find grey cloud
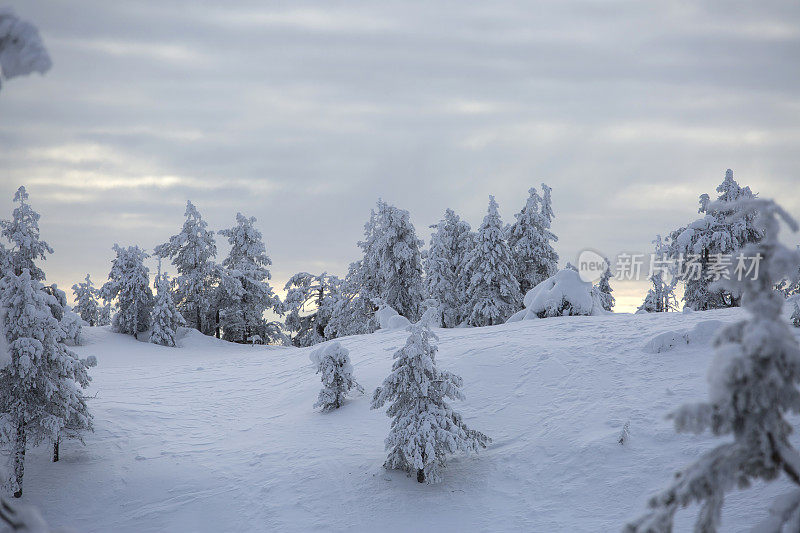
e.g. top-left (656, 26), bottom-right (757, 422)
top-left (0, 0), bottom-right (798, 312)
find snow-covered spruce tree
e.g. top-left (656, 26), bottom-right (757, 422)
top-left (0, 186), bottom-right (53, 282)
top-left (464, 196), bottom-right (521, 326)
top-left (356, 200), bottom-right (426, 321)
top-left (150, 269), bottom-right (185, 347)
top-left (371, 320), bottom-right (490, 483)
top-left (323, 267), bottom-right (379, 339)
top-left (0, 9), bottom-right (52, 92)
top-left (626, 198), bottom-right (800, 532)
top-left (284, 272), bottom-right (342, 346)
top-left (639, 235), bottom-right (678, 313)
top-left (154, 201), bottom-right (218, 334)
top-left (0, 269), bottom-right (92, 497)
top-left (71, 274), bottom-right (100, 326)
top-left (598, 258), bottom-right (615, 312)
top-left (507, 186), bottom-right (559, 296)
top-left (98, 300), bottom-right (112, 327)
top-left (424, 209), bottom-right (473, 328)
top-left (41, 283), bottom-right (82, 345)
top-left (310, 342), bottom-right (363, 411)
top-left (667, 169), bottom-right (762, 311)
top-left (216, 213), bottom-right (282, 344)
top-left (637, 271), bottom-right (679, 314)
top-left (325, 201), bottom-right (425, 337)
top-left (101, 244), bottom-right (154, 338)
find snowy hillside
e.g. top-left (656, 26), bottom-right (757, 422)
top-left (16, 308), bottom-right (800, 532)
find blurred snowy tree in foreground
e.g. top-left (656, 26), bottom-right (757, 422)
top-left (0, 9), bottom-right (51, 91)
top-left (627, 198), bottom-right (800, 532)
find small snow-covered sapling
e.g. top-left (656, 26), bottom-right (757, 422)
top-left (310, 342), bottom-right (363, 411)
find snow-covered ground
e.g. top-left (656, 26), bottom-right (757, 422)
top-left (16, 308), bottom-right (800, 532)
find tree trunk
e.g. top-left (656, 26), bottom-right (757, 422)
top-left (416, 468), bottom-right (425, 483)
top-left (53, 437), bottom-right (60, 462)
top-left (13, 421), bottom-right (26, 498)
top-left (196, 305), bottom-right (202, 333)
top-left (215, 309), bottom-right (221, 339)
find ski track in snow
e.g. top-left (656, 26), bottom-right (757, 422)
top-left (15, 307), bottom-right (800, 532)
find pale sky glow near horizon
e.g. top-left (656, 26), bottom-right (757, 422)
top-left (1, 1), bottom-right (799, 314)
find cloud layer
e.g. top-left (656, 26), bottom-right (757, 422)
top-left (1, 0), bottom-right (798, 312)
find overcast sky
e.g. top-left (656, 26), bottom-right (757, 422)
top-left (1, 1), bottom-right (799, 312)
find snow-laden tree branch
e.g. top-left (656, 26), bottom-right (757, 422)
top-left (0, 9), bottom-right (51, 91)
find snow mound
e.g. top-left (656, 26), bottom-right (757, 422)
top-left (509, 268), bottom-right (605, 321)
top-left (374, 300), bottom-right (411, 330)
top-left (644, 320), bottom-right (724, 353)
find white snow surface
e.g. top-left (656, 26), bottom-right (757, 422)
top-left (14, 308), bottom-right (800, 532)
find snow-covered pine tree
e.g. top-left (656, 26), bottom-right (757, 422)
top-left (424, 209), bottom-right (472, 328)
top-left (326, 200), bottom-right (426, 337)
top-left (0, 186), bottom-right (53, 282)
top-left (464, 196), bottom-right (521, 326)
top-left (626, 198), bottom-right (800, 532)
top-left (360, 200), bottom-right (425, 321)
top-left (0, 9), bottom-right (51, 92)
top-left (0, 269), bottom-right (92, 497)
top-left (98, 300), bottom-right (112, 327)
top-left (216, 213), bottom-right (282, 344)
top-left (71, 274), bottom-right (100, 326)
top-left (667, 169), bottom-right (762, 311)
top-left (371, 320), bottom-right (490, 483)
top-left (284, 272), bottom-right (342, 346)
top-left (101, 244), bottom-right (154, 338)
top-left (154, 201), bottom-right (218, 334)
top-left (323, 266), bottom-right (379, 339)
top-left (540, 182), bottom-right (556, 229)
top-left (507, 186), bottom-right (559, 295)
top-left (310, 341), bottom-right (363, 411)
top-left (150, 267), bottom-right (185, 347)
top-left (598, 258), bottom-right (615, 312)
top-left (638, 236), bottom-right (678, 313)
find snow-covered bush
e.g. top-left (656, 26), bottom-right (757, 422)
top-left (373, 299), bottom-right (411, 330)
top-left (509, 268), bottom-right (605, 321)
top-left (371, 321), bottom-right (490, 483)
top-left (310, 342), bottom-right (363, 411)
top-left (627, 198), bottom-right (800, 532)
top-left (464, 196), bottom-right (521, 326)
top-left (0, 9), bottom-right (51, 91)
